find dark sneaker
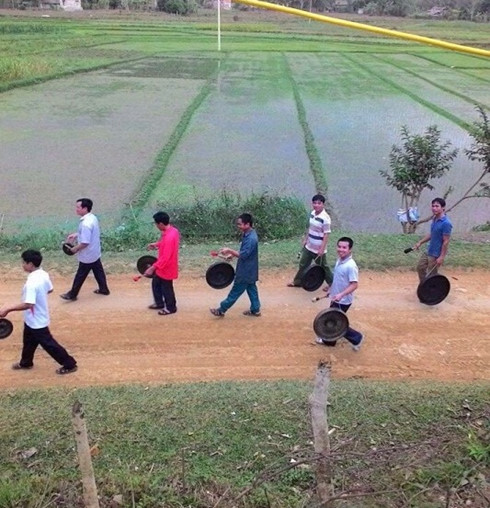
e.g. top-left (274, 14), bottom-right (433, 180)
top-left (56, 365), bottom-right (78, 375)
top-left (210, 308), bottom-right (225, 317)
top-left (93, 290), bottom-right (110, 295)
top-left (12, 362), bottom-right (33, 370)
top-left (60, 293), bottom-right (77, 301)
top-left (148, 303), bottom-right (165, 310)
top-left (243, 310), bottom-right (261, 317)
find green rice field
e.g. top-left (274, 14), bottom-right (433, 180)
top-left (0, 11), bottom-right (489, 234)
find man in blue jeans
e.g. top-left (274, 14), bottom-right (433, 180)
top-left (210, 213), bottom-right (261, 318)
top-left (316, 236), bottom-right (363, 351)
top-left (414, 197), bottom-right (452, 283)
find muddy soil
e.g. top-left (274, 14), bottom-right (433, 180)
top-left (0, 269), bottom-right (488, 390)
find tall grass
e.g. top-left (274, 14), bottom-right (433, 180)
top-left (0, 22), bottom-right (64, 34)
top-left (0, 56), bottom-right (56, 81)
top-left (0, 380), bottom-right (488, 507)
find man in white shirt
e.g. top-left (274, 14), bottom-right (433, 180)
top-left (316, 237), bottom-right (364, 351)
top-left (0, 250), bottom-right (77, 374)
top-left (61, 198), bottom-right (110, 301)
top-left (288, 194), bottom-right (333, 288)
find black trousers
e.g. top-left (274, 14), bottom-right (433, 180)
top-left (20, 324), bottom-right (77, 369)
top-left (151, 275), bottom-right (177, 313)
top-left (68, 258), bottom-right (109, 297)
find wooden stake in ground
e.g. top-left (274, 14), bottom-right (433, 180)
top-left (72, 401), bottom-right (100, 508)
top-left (309, 360), bottom-right (333, 504)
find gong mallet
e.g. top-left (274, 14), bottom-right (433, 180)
top-left (210, 249), bottom-right (233, 261)
top-left (311, 293), bottom-right (329, 302)
top-left (133, 274), bottom-right (154, 282)
top-left (404, 247), bottom-right (414, 253)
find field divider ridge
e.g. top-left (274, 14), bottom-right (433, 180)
top-left (281, 53), bottom-right (330, 192)
top-left (0, 54), bottom-right (153, 94)
top-left (408, 53), bottom-right (490, 84)
top-left (342, 53), bottom-right (472, 132)
top-left (124, 55), bottom-right (228, 220)
top-left (372, 54), bottom-right (489, 111)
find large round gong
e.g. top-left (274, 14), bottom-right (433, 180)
top-left (302, 265), bottom-right (325, 292)
top-left (137, 255), bottom-right (157, 275)
top-left (62, 242), bottom-right (75, 256)
top-left (0, 318), bottom-right (13, 340)
top-left (206, 262), bottom-right (235, 289)
top-left (313, 308), bottom-right (349, 342)
top-left (417, 274), bottom-right (450, 306)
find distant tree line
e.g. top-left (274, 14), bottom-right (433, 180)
top-left (5, 0), bottom-right (488, 20)
top-left (106, 0), bottom-right (489, 20)
top-left (3, 0), bottom-right (488, 19)
top-left (261, 0), bottom-right (489, 20)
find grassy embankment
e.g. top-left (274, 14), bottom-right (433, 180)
top-left (0, 380), bottom-right (489, 507)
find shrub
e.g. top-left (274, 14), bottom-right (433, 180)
top-left (155, 190), bottom-right (307, 242)
top-left (0, 192), bottom-right (307, 252)
top-left (156, 0), bottom-right (198, 15)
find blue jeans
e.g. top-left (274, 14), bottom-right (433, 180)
top-left (327, 302), bottom-right (362, 347)
top-left (219, 281), bottom-right (260, 314)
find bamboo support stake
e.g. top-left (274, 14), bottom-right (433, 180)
top-left (72, 401), bottom-right (100, 508)
top-left (309, 360), bottom-right (333, 504)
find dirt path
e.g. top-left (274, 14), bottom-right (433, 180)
top-left (0, 269), bottom-right (488, 389)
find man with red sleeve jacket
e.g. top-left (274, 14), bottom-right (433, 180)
top-left (144, 211), bottom-right (180, 315)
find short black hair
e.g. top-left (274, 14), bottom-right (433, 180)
top-left (77, 198), bottom-right (93, 212)
top-left (22, 249), bottom-right (42, 267)
top-left (337, 236), bottom-right (353, 249)
top-left (238, 213), bottom-right (253, 227)
top-left (432, 197), bottom-right (446, 208)
top-left (312, 194), bottom-right (325, 203)
top-left (153, 211), bottom-right (170, 225)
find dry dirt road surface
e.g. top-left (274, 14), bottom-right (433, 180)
top-left (0, 270), bottom-right (488, 390)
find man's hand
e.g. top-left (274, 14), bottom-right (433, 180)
top-left (144, 266), bottom-right (156, 277)
top-left (330, 293), bottom-right (342, 302)
top-left (436, 256), bottom-right (444, 266)
top-left (67, 233), bottom-right (77, 243)
top-left (0, 307), bottom-right (9, 318)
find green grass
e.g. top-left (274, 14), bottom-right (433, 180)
top-left (0, 380), bottom-right (488, 507)
top-left (1, 13), bottom-right (488, 90)
top-left (0, 231), bottom-right (489, 276)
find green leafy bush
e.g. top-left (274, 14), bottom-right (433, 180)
top-left (156, 0), bottom-right (197, 15)
top-left (0, 192), bottom-right (306, 252)
top-left (155, 190), bottom-right (307, 243)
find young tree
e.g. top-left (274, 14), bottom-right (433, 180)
top-left (379, 125), bottom-right (458, 233)
top-left (441, 105), bottom-right (490, 216)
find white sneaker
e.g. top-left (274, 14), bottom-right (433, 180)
top-left (351, 334), bottom-right (364, 352)
top-left (315, 337), bottom-right (325, 344)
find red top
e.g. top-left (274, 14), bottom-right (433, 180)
top-left (154, 225), bottom-right (180, 280)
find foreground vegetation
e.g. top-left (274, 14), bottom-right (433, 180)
top-left (1, 227), bottom-right (490, 276)
top-left (0, 380), bottom-right (488, 507)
